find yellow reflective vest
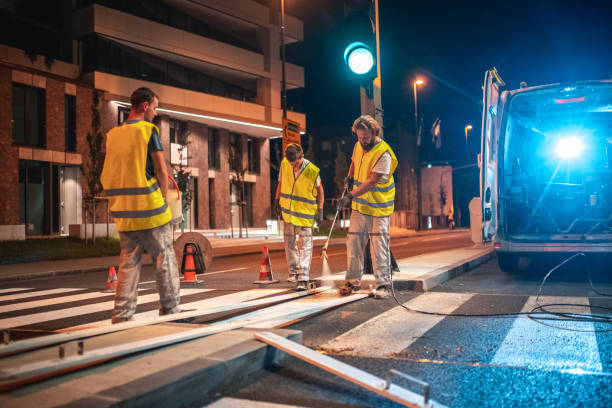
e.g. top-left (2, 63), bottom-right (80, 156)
top-left (279, 158), bottom-right (319, 227)
top-left (101, 121), bottom-right (171, 232)
top-left (351, 140), bottom-right (398, 217)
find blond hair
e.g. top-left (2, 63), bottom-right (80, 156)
top-left (352, 115), bottom-right (381, 137)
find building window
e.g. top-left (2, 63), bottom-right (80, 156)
top-left (229, 133), bottom-right (242, 172)
top-left (247, 137), bottom-right (260, 174)
top-left (64, 95), bottom-right (77, 152)
top-left (208, 128), bottom-right (220, 169)
top-left (169, 118), bottom-right (187, 145)
top-left (12, 83), bottom-right (46, 147)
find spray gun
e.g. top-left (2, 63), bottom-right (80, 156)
top-left (321, 178), bottom-right (352, 261)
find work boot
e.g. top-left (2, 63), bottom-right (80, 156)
top-left (111, 316), bottom-right (134, 324)
top-left (287, 273), bottom-right (298, 283)
top-left (296, 280), bottom-right (308, 291)
top-left (338, 281), bottom-right (360, 296)
top-left (374, 285), bottom-right (391, 299)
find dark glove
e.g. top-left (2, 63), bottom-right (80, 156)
top-left (315, 208), bottom-right (324, 224)
top-left (337, 193), bottom-right (353, 209)
top-left (274, 199), bottom-right (282, 217)
top-left (344, 176), bottom-right (354, 192)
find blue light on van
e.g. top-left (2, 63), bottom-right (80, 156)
top-left (555, 137), bottom-right (585, 159)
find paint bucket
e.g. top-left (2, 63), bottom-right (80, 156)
top-left (167, 176), bottom-right (183, 225)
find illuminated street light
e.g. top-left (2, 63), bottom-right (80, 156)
top-left (465, 124), bottom-right (473, 141)
top-left (556, 137), bottom-right (585, 159)
top-left (413, 78), bottom-right (425, 134)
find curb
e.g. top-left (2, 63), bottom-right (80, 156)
top-left (43, 328), bottom-right (301, 408)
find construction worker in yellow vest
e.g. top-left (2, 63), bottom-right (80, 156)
top-left (275, 144), bottom-right (324, 290)
top-left (101, 87), bottom-right (182, 323)
top-left (337, 115), bottom-right (398, 299)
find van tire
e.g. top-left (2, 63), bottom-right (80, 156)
top-left (497, 253), bottom-right (520, 272)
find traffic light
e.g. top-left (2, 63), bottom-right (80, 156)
top-left (343, 0), bottom-right (376, 94)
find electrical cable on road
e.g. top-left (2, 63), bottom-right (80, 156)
top-left (388, 251), bottom-right (612, 332)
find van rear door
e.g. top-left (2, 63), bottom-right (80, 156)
top-left (480, 68), bottom-right (505, 242)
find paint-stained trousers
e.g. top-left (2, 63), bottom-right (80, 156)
top-left (345, 211), bottom-right (391, 288)
top-left (112, 223), bottom-right (181, 321)
top-left (284, 222), bottom-right (313, 281)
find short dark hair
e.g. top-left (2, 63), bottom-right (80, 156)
top-left (285, 143), bottom-right (303, 162)
top-left (130, 87), bottom-right (158, 108)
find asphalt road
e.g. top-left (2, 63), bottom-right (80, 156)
top-left (210, 253), bottom-right (612, 408)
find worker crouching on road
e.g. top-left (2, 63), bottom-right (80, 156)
top-left (101, 87), bottom-right (182, 323)
top-left (275, 144), bottom-right (324, 291)
top-left (337, 115), bottom-right (398, 299)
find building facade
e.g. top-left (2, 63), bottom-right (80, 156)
top-left (0, 0), bottom-right (306, 240)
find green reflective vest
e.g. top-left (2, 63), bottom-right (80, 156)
top-left (279, 158), bottom-right (319, 227)
top-left (352, 140), bottom-right (398, 217)
top-left (101, 121), bottom-right (171, 232)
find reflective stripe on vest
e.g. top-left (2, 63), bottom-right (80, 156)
top-left (101, 121), bottom-right (172, 232)
top-left (351, 140), bottom-right (398, 217)
top-left (279, 158), bottom-right (319, 227)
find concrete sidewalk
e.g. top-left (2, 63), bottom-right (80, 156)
top-left (0, 229), bottom-right (470, 283)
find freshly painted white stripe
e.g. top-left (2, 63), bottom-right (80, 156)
top-left (204, 267), bottom-right (248, 276)
top-left (321, 291), bottom-right (474, 357)
top-left (206, 397), bottom-right (307, 408)
top-left (216, 290), bottom-right (369, 329)
top-left (492, 296), bottom-right (603, 372)
top-left (0, 288), bottom-right (82, 302)
top-left (0, 288), bottom-right (147, 314)
top-left (0, 287), bottom-right (34, 295)
top-left (0, 288), bottom-right (211, 329)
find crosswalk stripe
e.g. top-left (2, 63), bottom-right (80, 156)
top-left (320, 291), bottom-right (474, 357)
top-left (0, 288), bottom-right (211, 329)
top-left (0, 288), bottom-right (83, 302)
top-left (491, 295), bottom-right (603, 372)
top-left (64, 288), bottom-right (288, 330)
top-left (0, 288), bottom-right (148, 314)
top-left (206, 397), bottom-right (307, 407)
top-left (0, 288), bottom-right (34, 295)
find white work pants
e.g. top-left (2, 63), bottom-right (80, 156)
top-left (284, 222), bottom-right (313, 281)
top-left (113, 223), bottom-right (181, 321)
top-left (345, 211), bottom-right (391, 288)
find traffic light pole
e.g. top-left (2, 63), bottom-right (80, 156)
top-left (360, 0), bottom-right (382, 126)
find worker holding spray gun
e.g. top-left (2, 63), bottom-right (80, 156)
top-left (275, 144), bottom-right (324, 291)
top-left (336, 115), bottom-right (397, 299)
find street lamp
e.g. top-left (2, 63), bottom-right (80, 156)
top-left (464, 124), bottom-right (473, 141)
top-left (413, 79), bottom-right (424, 135)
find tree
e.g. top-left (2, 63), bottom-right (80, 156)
top-left (171, 141), bottom-right (193, 232)
top-left (84, 90), bottom-right (105, 199)
top-left (334, 143), bottom-right (349, 196)
top-left (228, 138), bottom-right (247, 238)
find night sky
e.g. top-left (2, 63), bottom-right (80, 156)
top-left (286, 0), bottom-right (612, 165)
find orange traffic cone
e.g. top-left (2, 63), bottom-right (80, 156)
top-left (105, 266), bottom-right (118, 291)
top-left (253, 246), bottom-right (279, 284)
top-left (182, 245), bottom-right (203, 284)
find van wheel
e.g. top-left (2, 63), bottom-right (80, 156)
top-left (497, 253), bottom-right (520, 272)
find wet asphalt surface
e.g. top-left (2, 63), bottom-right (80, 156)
top-left (208, 254), bottom-right (612, 408)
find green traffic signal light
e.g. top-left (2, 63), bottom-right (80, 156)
top-left (344, 42), bottom-right (374, 75)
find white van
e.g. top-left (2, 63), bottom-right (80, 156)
top-left (480, 68), bottom-right (612, 271)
